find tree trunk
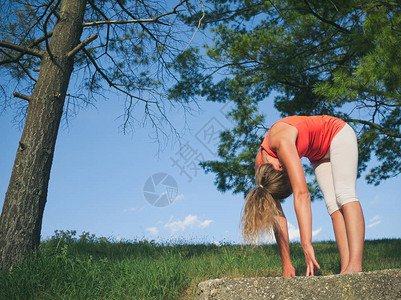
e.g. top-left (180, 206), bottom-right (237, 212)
top-left (0, 0), bottom-right (86, 269)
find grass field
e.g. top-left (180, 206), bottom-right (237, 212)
top-left (1, 231), bottom-right (400, 300)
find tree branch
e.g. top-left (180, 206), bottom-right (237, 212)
top-left (114, 0), bottom-right (177, 80)
top-left (19, 1), bottom-right (54, 45)
top-left (87, 0), bottom-right (111, 52)
top-left (346, 118), bottom-right (401, 138)
top-left (87, 0), bottom-right (109, 20)
top-left (183, 0), bottom-right (205, 51)
top-left (0, 40), bottom-right (43, 58)
top-left (0, 43), bottom-right (39, 81)
top-left (116, 0), bottom-right (163, 47)
top-left (82, 17), bottom-right (169, 27)
top-left (82, 47), bottom-right (157, 104)
top-left (278, 80), bottom-right (311, 89)
top-left (67, 34), bottom-right (98, 57)
top-left (82, 0), bottom-right (190, 28)
top-left (13, 92), bottom-right (32, 102)
top-left (29, 31), bottom-right (53, 48)
top-left (43, 0), bottom-right (62, 61)
top-left (17, 60), bottom-right (37, 82)
top-left (303, 0), bottom-right (351, 34)
top-left (0, 31), bottom-right (54, 66)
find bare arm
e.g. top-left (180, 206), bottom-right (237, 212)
top-left (274, 201), bottom-right (295, 277)
top-left (269, 124), bottom-right (320, 276)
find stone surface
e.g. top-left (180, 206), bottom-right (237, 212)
top-left (195, 269), bottom-right (401, 300)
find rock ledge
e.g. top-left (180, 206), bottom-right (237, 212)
top-left (195, 269), bottom-right (401, 299)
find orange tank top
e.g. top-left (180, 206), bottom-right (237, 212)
top-left (259, 115), bottom-right (346, 164)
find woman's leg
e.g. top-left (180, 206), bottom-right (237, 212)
top-left (313, 161), bottom-right (349, 272)
top-left (341, 201), bottom-right (365, 273)
top-left (330, 124), bottom-right (365, 273)
top-left (330, 209), bottom-right (349, 273)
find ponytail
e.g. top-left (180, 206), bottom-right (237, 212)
top-left (241, 164), bottom-right (292, 243)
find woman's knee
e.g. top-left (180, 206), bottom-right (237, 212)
top-left (337, 195), bottom-right (359, 209)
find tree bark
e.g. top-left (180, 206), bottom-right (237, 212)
top-left (0, 0), bottom-right (87, 269)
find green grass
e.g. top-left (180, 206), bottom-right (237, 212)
top-left (0, 231), bottom-right (400, 300)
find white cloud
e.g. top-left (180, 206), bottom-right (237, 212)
top-left (288, 222), bottom-right (322, 241)
top-left (288, 222), bottom-right (300, 241)
top-left (312, 227), bottom-right (323, 236)
top-left (146, 227), bottom-right (159, 235)
top-left (164, 215), bottom-right (213, 233)
top-left (249, 222), bottom-right (322, 244)
top-left (199, 219), bottom-right (213, 228)
top-left (368, 215), bottom-right (382, 228)
top-left (369, 215), bottom-right (380, 222)
top-left (256, 234), bottom-right (275, 244)
top-left (368, 220), bottom-right (382, 228)
top-left (174, 194), bottom-right (185, 202)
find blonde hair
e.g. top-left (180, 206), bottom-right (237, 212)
top-left (241, 163), bottom-right (292, 243)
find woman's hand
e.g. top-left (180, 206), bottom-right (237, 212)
top-left (302, 243), bottom-right (320, 276)
top-left (282, 264), bottom-right (296, 277)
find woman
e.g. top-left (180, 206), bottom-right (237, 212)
top-left (242, 115), bottom-right (365, 277)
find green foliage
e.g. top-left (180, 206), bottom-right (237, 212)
top-left (168, 48), bottom-right (208, 102)
top-left (171, 0), bottom-right (401, 196)
top-left (0, 231), bottom-right (400, 299)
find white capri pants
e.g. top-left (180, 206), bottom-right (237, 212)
top-left (313, 124), bottom-right (359, 215)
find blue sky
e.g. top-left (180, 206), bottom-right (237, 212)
top-left (1, 94), bottom-right (400, 245)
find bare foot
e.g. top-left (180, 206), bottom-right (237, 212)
top-left (340, 268), bottom-right (362, 274)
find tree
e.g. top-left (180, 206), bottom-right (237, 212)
top-left (0, 0), bottom-right (201, 269)
top-left (171, 0), bottom-right (401, 196)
